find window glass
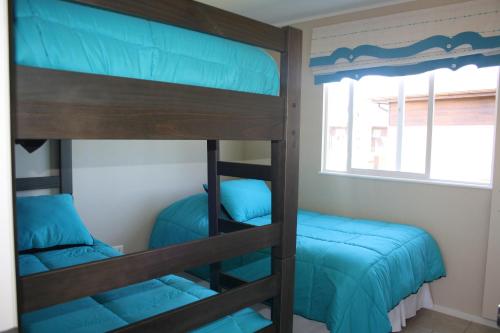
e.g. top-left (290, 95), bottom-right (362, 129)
top-left (352, 76), bottom-right (399, 171)
top-left (322, 65), bottom-right (499, 186)
top-left (324, 80), bottom-right (350, 171)
top-left (401, 72), bottom-right (430, 174)
top-left (431, 66), bottom-right (498, 184)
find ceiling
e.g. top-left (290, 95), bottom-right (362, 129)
top-left (198, 0), bottom-right (409, 25)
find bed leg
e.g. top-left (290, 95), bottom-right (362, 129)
top-left (271, 256), bottom-right (295, 332)
top-left (207, 140), bottom-right (221, 292)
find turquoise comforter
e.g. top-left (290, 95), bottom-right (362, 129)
top-left (15, 0), bottom-right (279, 95)
top-left (19, 240), bottom-right (270, 333)
top-left (150, 193), bottom-right (446, 333)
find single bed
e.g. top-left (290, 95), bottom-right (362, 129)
top-left (149, 187), bottom-right (446, 333)
top-left (17, 195), bottom-right (271, 333)
top-left (15, 0), bottom-right (279, 96)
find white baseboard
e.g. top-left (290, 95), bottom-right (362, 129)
top-left (432, 305), bottom-right (498, 329)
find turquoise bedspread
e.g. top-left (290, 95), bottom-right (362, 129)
top-left (15, 0), bottom-right (279, 95)
top-left (150, 193), bottom-right (446, 333)
top-left (19, 240), bottom-right (271, 333)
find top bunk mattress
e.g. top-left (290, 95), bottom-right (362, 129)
top-left (14, 0), bottom-right (280, 96)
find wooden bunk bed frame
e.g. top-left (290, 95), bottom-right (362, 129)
top-left (11, 1), bottom-right (302, 332)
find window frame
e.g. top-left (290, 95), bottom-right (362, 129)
top-left (321, 67), bottom-right (500, 188)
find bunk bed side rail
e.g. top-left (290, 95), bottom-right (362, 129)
top-left (218, 161), bottom-right (273, 181)
top-left (19, 223), bottom-right (281, 313)
top-left (70, 0), bottom-right (286, 52)
top-left (15, 66), bottom-right (285, 141)
top-left (112, 275), bottom-right (279, 333)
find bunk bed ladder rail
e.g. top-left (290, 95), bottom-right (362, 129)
top-left (207, 27), bottom-right (302, 333)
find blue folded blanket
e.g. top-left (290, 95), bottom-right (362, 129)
top-left (150, 193), bottom-right (446, 333)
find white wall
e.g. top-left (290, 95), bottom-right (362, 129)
top-left (15, 140), bottom-right (243, 253)
top-left (244, 0), bottom-right (496, 321)
top-left (0, 0), bottom-right (18, 330)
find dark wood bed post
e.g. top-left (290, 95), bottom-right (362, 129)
top-left (207, 139), bottom-right (222, 292)
top-left (59, 140), bottom-right (73, 194)
top-left (207, 27), bottom-right (302, 332)
top-left (206, 26), bottom-right (302, 332)
top-left (271, 27), bottom-right (302, 332)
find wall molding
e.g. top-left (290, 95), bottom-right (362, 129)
top-left (432, 304), bottom-right (498, 328)
top-left (0, 328), bottom-right (18, 333)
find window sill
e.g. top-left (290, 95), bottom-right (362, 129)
top-left (319, 170), bottom-right (492, 190)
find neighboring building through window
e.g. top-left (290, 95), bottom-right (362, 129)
top-left (322, 65), bottom-right (499, 186)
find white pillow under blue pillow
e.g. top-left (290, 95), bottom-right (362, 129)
top-left (204, 179), bottom-right (271, 222)
top-left (16, 194), bottom-right (94, 251)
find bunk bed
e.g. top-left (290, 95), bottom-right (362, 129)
top-left (11, 0), bottom-right (302, 332)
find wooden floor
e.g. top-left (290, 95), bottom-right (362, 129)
top-left (402, 309), bottom-right (499, 333)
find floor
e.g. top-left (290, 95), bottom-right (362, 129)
top-left (254, 305), bottom-right (499, 333)
top-left (402, 309), bottom-right (499, 333)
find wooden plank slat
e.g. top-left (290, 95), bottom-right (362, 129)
top-left (20, 224), bottom-right (281, 312)
top-left (15, 176), bottom-right (60, 192)
top-left (218, 161), bottom-right (272, 181)
top-left (15, 66), bottom-right (285, 141)
top-left (112, 275), bottom-right (279, 333)
top-left (220, 219), bottom-right (255, 233)
top-left (71, 0), bottom-right (286, 52)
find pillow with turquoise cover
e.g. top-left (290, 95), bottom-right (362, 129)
top-left (16, 194), bottom-right (94, 251)
top-left (204, 179), bottom-right (271, 222)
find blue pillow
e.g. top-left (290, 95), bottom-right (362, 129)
top-left (204, 179), bottom-right (271, 222)
top-left (16, 194), bottom-right (94, 251)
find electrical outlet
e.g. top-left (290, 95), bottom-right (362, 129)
top-left (113, 245), bottom-right (124, 254)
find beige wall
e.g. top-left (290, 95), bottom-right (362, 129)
top-left (244, 0), bottom-right (495, 320)
top-left (15, 140), bottom-right (243, 253)
top-left (483, 77), bottom-right (500, 319)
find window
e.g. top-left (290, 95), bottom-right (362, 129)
top-left (322, 65), bottom-right (499, 186)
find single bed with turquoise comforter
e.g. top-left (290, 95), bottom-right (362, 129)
top-left (19, 240), bottom-right (271, 333)
top-left (15, 0), bottom-right (279, 96)
top-left (150, 193), bottom-right (446, 333)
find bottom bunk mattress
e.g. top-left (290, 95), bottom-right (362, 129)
top-left (18, 240), bottom-right (271, 333)
top-left (149, 193), bottom-right (446, 333)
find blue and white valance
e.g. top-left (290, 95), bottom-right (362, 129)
top-left (310, 0), bottom-right (500, 84)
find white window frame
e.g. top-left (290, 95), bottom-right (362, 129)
top-left (321, 67), bottom-right (500, 189)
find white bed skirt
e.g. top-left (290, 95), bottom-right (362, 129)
top-left (389, 283), bottom-right (434, 332)
top-left (183, 272), bottom-right (433, 333)
top-left (254, 283), bottom-right (433, 333)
